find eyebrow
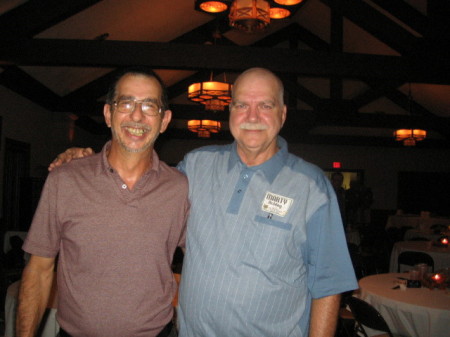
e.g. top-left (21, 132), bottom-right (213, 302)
top-left (117, 95), bottom-right (159, 104)
top-left (260, 100), bottom-right (276, 105)
top-left (232, 99), bottom-right (276, 105)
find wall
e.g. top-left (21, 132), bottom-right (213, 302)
top-left (0, 86), bottom-right (106, 218)
top-left (158, 139), bottom-right (450, 211)
top-left (290, 143), bottom-right (450, 211)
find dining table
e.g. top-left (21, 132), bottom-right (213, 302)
top-left (385, 214), bottom-right (450, 231)
top-left (389, 240), bottom-right (450, 273)
top-left (356, 273), bottom-right (450, 337)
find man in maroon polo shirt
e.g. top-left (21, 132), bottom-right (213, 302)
top-left (16, 67), bottom-right (189, 337)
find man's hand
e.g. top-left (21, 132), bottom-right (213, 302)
top-left (48, 147), bottom-right (95, 171)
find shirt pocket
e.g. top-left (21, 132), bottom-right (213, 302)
top-left (254, 215), bottom-right (292, 231)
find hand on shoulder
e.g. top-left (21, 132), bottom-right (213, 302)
top-left (48, 147), bottom-right (95, 171)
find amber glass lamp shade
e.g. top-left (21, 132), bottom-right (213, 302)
top-left (199, 1), bottom-right (229, 13)
top-left (188, 119), bottom-right (221, 138)
top-left (393, 129), bottom-right (427, 146)
top-left (229, 0), bottom-right (271, 33)
top-left (274, 0), bottom-right (303, 5)
top-left (269, 7), bottom-right (291, 19)
top-left (188, 81), bottom-right (232, 111)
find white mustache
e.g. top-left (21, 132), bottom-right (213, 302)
top-left (239, 123), bottom-right (268, 130)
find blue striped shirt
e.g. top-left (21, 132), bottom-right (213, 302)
top-left (177, 137), bottom-right (357, 337)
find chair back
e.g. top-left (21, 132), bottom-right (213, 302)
top-left (397, 251), bottom-right (434, 272)
top-left (346, 296), bottom-right (394, 337)
top-left (347, 243), bottom-right (366, 279)
top-left (409, 237), bottom-right (429, 241)
top-left (430, 224), bottom-right (447, 234)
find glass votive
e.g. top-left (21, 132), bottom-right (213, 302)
top-left (431, 273), bottom-right (444, 284)
top-left (409, 269), bottom-right (419, 281)
top-left (416, 263), bottom-right (429, 279)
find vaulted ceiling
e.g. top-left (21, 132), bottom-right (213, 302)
top-left (1, 0), bottom-right (449, 148)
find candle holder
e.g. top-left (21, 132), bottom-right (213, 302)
top-left (432, 235), bottom-right (449, 247)
top-left (422, 271), bottom-right (448, 290)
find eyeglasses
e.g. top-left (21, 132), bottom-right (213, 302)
top-left (113, 99), bottom-right (162, 116)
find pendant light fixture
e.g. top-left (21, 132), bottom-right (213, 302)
top-left (195, 0), bottom-right (306, 33)
top-left (393, 84), bottom-right (427, 146)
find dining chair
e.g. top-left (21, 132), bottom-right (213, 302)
top-left (346, 296), bottom-right (396, 337)
top-left (337, 296), bottom-right (355, 337)
top-left (347, 243), bottom-right (367, 279)
top-left (430, 224), bottom-right (447, 234)
top-left (397, 251), bottom-right (434, 272)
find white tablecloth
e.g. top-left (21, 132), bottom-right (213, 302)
top-left (389, 241), bottom-right (450, 273)
top-left (404, 229), bottom-right (450, 241)
top-left (4, 281), bottom-right (59, 337)
top-left (386, 215), bottom-right (450, 231)
top-left (357, 273), bottom-right (450, 337)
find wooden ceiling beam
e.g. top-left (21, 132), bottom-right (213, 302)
top-left (0, 66), bottom-right (62, 110)
top-left (61, 69), bottom-right (124, 106)
top-left (320, 0), bottom-right (418, 55)
top-left (1, 39), bottom-right (449, 85)
top-left (352, 80), bottom-right (403, 109)
top-left (370, 0), bottom-right (428, 35)
top-left (279, 75), bottom-right (323, 108)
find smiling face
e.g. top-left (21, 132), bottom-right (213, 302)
top-left (104, 73), bottom-right (171, 154)
top-left (229, 68), bottom-right (286, 165)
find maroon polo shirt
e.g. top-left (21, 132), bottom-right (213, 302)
top-left (24, 142), bottom-right (189, 337)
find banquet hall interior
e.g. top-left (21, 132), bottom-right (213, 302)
top-left (1, 1), bottom-right (450, 337)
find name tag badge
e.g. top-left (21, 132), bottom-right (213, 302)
top-left (261, 192), bottom-right (293, 217)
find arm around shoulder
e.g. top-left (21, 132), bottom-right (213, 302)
top-left (48, 147), bottom-right (95, 171)
top-left (16, 255), bottom-right (56, 337)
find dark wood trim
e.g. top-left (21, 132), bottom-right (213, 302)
top-left (1, 39), bottom-right (449, 85)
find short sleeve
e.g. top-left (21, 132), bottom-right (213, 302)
top-left (306, 200), bottom-right (358, 298)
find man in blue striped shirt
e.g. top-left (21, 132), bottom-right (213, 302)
top-left (50, 67), bottom-right (357, 337)
top-left (176, 68), bottom-right (357, 337)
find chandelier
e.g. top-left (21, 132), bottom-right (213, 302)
top-left (393, 84), bottom-right (426, 146)
top-left (188, 119), bottom-right (222, 138)
top-left (187, 71), bottom-right (231, 138)
top-left (394, 129), bottom-right (427, 146)
top-left (187, 75), bottom-right (232, 112)
top-left (195, 0), bottom-right (305, 33)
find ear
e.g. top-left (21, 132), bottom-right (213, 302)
top-left (280, 104), bottom-right (287, 127)
top-left (159, 109), bottom-right (172, 134)
top-left (104, 104), bottom-right (112, 128)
